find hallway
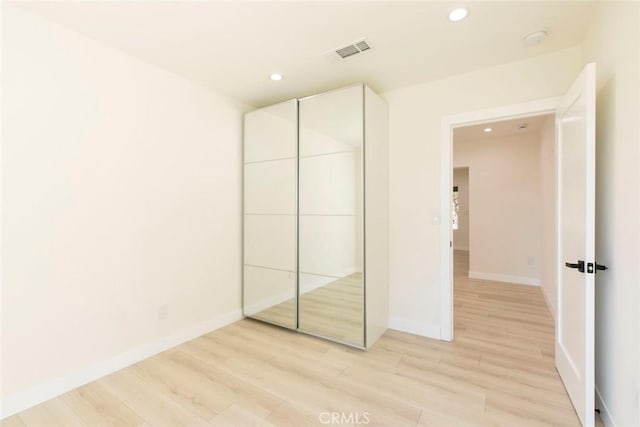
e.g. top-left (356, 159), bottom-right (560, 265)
top-left (453, 249), bottom-right (603, 426)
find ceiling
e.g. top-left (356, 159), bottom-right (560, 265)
top-left (10, 1), bottom-right (596, 107)
top-left (453, 113), bottom-right (553, 141)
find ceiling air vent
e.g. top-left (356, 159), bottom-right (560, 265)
top-left (355, 40), bottom-right (370, 52)
top-left (335, 39), bottom-right (371, 59)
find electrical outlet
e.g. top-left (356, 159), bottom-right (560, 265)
top-left (158, 304), bottom-right (169, 320)
top-left (527, 256), bottom-right (536, 266)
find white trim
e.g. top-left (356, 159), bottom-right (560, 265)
top-left (541, 284), bottom-right (556, 320)
top-left (388, 317), bottom-right (440, 340)
top-left (244, 291), bottom-right (294, 316)
top-left (440, 97), bottom-right (560, 343)
top-left (468, 271), bottom-right (540, 286)
top-left (0, 309), bottom-right (243, 419)
top-left (244, 267), bottom-right (360, 316)
top-left (595, 386), bottom-right (617, 427)
top-left (440, 115), bottom-right (454, 342)
top-left (300, 267), bottom-right (360, 294)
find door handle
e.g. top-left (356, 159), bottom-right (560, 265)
top-left (565, 260), bottom-right (585, 273)
top-left (587, 262), bottom-right (608, 274)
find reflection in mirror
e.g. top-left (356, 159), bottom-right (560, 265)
top-left (298, 85), bottom-right (365, 346)
top-left (243, 100), bottom-right (297, 329)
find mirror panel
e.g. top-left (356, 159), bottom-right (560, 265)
top-left (243, 100), bottom-right (297, 329)
top-left (298, 85), bottom-right (364, 346)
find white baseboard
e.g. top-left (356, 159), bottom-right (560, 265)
top-left (595, 386), bottom-right (617, 427)
top-left (300, 274), bottom-right (336, 294)
top-left (468, 271), bottom-right (541, 286)
top-left (244, 291), bottom-right (294, 315)
top-left (388, 317), bottom-right (441, 340)
top-left (541, 286), bottom-right (556, 320)
top-left (300, 268), bottom-right (360, 294)
top-left (245, 269), bottom-right (361, 316)
top-left (0, 309), bottom-right (243, 420)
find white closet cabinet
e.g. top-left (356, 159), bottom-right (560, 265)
top-left (243, 84), bottom-right (388, 349)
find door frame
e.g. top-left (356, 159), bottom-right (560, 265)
top-left (439, 97), bottom-right (560, 341)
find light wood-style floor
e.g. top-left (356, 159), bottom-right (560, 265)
top-left (3, 252), bottom-right (591, 426)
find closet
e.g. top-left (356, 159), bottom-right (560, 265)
top-left (243, 84), bottom-right (388, 349)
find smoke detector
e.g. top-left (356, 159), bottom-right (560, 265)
top-left (523, 28), bottom-right (548, 45)
top-left (334, 39), bottom-right (371, 59)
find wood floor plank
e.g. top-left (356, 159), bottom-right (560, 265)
top-left (129, 356), bottom-right (228, 421)
top-left (165, 350), bottom-right (285, 418)
top-left (417, 406), bottom-right (494, 427)
top-left (12, 398), bottom-right (84, 427)
top-left (208, 404), bottom-right (277, 427)
top-left (265, 402), bottom-right (321, 427)
top-left (98, 369), bottom-right (213, 426)
top-left (0, 416), bottom-right (27, 427)
top-left (61, 382), bottom-right (149, 427)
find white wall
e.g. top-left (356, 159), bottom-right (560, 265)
top-left (452, 168), bottom-right (469, 251)
top-left (539, 116), bottom-right (556, 316)
top-left (582, 2), bottom-right (640, 426)
top-left (382, 46), bottom-right (582, 337)
top-left (1, 6), bottom-right (247, 415)
top-left (453, 133), bottom-right (542, 285)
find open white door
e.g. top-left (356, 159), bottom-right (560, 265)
top-left (556, 62), bottom-right (601, 427)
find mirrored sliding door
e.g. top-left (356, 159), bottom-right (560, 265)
top-left (298, 85), bottom-right (365, 347)
top-left (243, 100), bottom-right (297, 328)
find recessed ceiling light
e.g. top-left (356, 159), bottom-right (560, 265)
top-left (448, 8), bottom-right (468, 22)
top-left (270, 73), bottom-right (283, 81)
top-left (484, 127), bottom-right (493, 133)
top-left (523, 29), bottom-right (548, 45)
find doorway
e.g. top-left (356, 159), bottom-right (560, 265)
top-left (452, 167), bottom-right (470, 280)
top-left (450, 111), bottom-right (556, 331)
top-left (452, 114), bottom-right (555, 285)
top-left (440, 64), bottom-right (599, 427)
top-left (439, 98), bottom-right (558, 341)
top-left (447, 110), bottom-right (588, 426)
